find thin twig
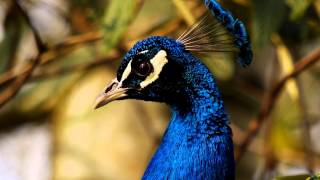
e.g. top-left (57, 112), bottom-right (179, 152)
top-left (232, 123), bottom-right (320, 169)
top-left (52, 31), bottom-right (102, 49)
top-left (297, 80), bottom-right (315, 173)
top-left (31, 55), bottom-right (119, 82)
top-left (0, 0), bottom-right (145, 88)
top-left (0, 31), bottom-right (103, 87)
top-left (259, 52), bottom-right (279, 179)
top-left (0, 1), bottom-right (47, 108)
top-left (235, 47), bottom-right (320, 161)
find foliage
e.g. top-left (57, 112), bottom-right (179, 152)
top-left (0, 0), bottom-right (319, 179)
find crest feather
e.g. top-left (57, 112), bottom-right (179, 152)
top-left (177, 13), bottom-right (237, 53)
top-left (177, 0), bottom-right (253, 67)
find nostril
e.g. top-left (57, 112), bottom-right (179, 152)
top-left (105, 82), bottom-right (118, 93)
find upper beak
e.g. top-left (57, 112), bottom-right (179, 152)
top-left (94, 78), bottom-right (128, 109)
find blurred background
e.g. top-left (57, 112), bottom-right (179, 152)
top-left (0, 0), bottom-right (319, 179)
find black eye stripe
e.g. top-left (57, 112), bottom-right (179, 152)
top-left (134, 53), bottom-right (148, 61)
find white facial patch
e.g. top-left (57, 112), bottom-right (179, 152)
top-left (120, 60), bottom-right (132, 82)
top-left (140, 50), bottom-right (168, 88)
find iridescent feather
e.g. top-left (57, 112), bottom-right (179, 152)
top-left (177, 0), bottom-right (253, 67)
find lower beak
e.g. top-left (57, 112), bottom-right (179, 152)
top-left (94, 78), bottom-right (128, 109)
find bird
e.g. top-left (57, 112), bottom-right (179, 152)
top-left (94, 0), bottom-right (252, 179)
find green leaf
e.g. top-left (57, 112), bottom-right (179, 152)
top-left (275, 173), bottom-right (320, 180)
top-left (307, 173), bottom-right (320, 180)
top-left (274, 174), bottom-right (310, 180)
top-left (102, 0), bottom-right (137, 51)
top-left (286, 0), bottom-right (312, 21)
top-left (0, 17), bottom-right (22, 73)
top-left (252, 0), bottom-right (287, 49)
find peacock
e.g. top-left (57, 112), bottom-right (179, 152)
top-left (94, 0), bottom-right (252, 179)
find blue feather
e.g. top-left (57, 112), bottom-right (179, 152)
top-left (119, 36), bottom-right (235, 179)
top-left (96, 1), bottom-right (253, 179)
top-left (204, 0), bottom-right (253, 66)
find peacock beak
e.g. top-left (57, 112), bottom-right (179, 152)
top-left (94, 78), bottom-right (128, 109)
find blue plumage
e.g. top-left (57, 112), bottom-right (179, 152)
top-left (134, 37), bottom-right (234, 179)
top-left (94, 1), bottom-right (252, 179)
top-left (204, 0), bottom-right (253, 66)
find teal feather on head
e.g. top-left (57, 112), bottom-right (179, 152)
top-left (94, 1), bottom-right (253, 179)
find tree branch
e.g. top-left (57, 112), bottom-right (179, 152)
top-left (31, 55), bottom-right (119, 82)
top-left (235, 47), bottom-right (320, 161)
top-left (0, 1), bottom-right (47, 108)
top-left (0, 31), bottom-right (103, 88)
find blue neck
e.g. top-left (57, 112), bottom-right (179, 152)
top-left (142, 60), bottom-right (235, 179)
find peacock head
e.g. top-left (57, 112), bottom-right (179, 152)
top-left (94, 36), bottom-right (195, 109)
top-left (94, 8), bottom-right (253, 109)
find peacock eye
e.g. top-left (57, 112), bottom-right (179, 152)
top-left (132, 56), bottom-right (153, 77)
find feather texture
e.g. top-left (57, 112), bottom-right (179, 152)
top-left (177, 0), bottom-right (253, 67)
top-left (177, 13), bottom-right (238, 53)
top-left (96, 1), bottom-right (253, 179)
